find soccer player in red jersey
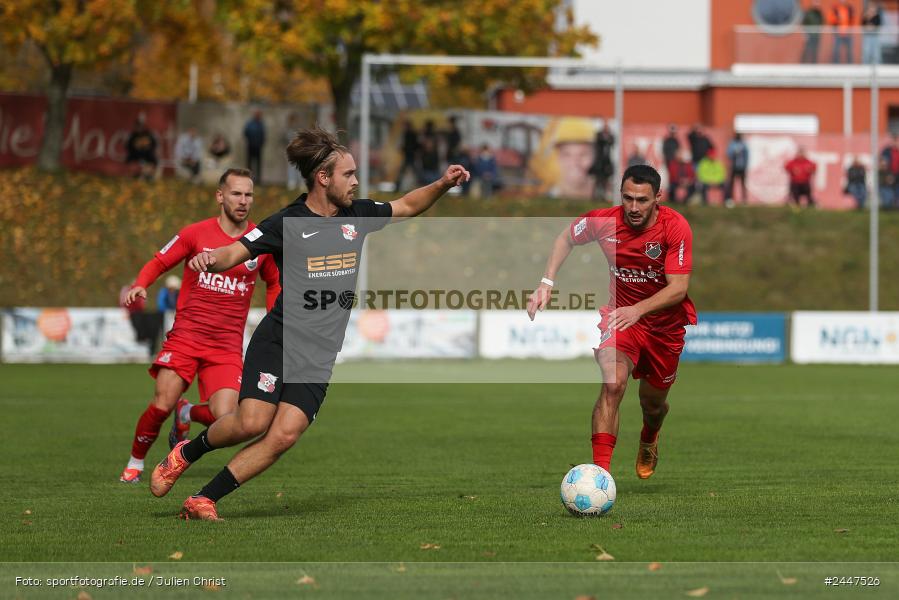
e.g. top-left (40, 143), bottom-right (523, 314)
top-left (118, 168), bottom-right (280, 483)
top-left (528, 164), bottom-right (696, 479)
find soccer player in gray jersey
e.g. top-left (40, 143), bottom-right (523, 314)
top-left (150, 128), bottom-right (470, 520)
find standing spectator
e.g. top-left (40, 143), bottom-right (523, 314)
top-left (174, 127), bottom-right (203, 181)
top-left (697, 148), bottom-right (727, 205)
top-left (283, 112), bottom-right (302, 190)
top-left (626, 144), bottom-right (647, 168)
top-left (828, 0), bottom-right (856, 64)
top-left (878, 155), bottom-right (895, 208)
top-left (243, 109), bottom-right (266, 184)
top-left (726, 132), bottom-right (750, 205)
top-left (785, 148), bottom-right (817, 208)
top-left (125, 115), bottom-right (158, 181)
top-left (880, 134), bottom-right (899, 201)
top-left (800, 0), bottom-right (824, 63)
top-left (156, 275), bottom-right (181, 312)
top-left (475, 144), bottom-right (500, 198)
top-left (667, 150), bottom-right (696, 205)
top-left (419, 136), bottom-right (441, 185)
top-left (845, 156), bottom-right (867, 210)
top-left (687, 124), bottom-right (712, 168)
top-left (862, 1), bottom-right (883, 64)
top-left (455, 146), bottom-right (474, 196)
top-left (445, 115), bottom-right (463, 163)
top-left (662, 125), bottom-right (680, 168)
top-left (394, 120), bottom-right (420, 191)
top-left (588, 122), bottom-right (615, 199)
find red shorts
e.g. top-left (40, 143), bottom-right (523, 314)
top-left (149, 333), bottom-right (243, 403)
top-left (594, 310), bottom-right (686, 390)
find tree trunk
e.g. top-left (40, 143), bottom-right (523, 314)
top-left (37, 63), bottom-right (73, 172)
top-left (330, 76), bottom-right (354, 142)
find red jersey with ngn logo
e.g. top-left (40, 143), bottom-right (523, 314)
top-left (570, 205), bottom-right (697, 331)
top-left (153, 218), bottom-right (280, 351)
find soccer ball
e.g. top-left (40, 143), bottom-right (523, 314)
top-left (560, 464), bottom-right (616, 516)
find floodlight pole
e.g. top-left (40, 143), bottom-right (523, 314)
top-left (613, 63), bottom-right (624, 206)
top-left (869, 60), bottom-right (880, 312)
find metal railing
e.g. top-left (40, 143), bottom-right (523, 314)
top-left (734, 25), bottom-right (899, 65)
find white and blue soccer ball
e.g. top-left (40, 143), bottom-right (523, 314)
top-left (560, 464), bottom-right (616, 516)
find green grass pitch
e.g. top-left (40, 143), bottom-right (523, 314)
top-left (2, 361), bottom-right (898, 598)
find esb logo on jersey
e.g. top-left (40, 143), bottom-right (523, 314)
top-left (258, 372), bottom-right (278, 393)
top-left (341, 224), bottom-right (358, 241)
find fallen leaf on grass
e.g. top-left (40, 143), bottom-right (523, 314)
top-left (296, 574), bottom-right (318, 587)
top-left (708, 492), bottom-right (717, 498)
top-left (23, 509), bottom-right (32, 515)
top-left (133, 565), bottom-right (153, 575)
top-left (482, 551), bottom-right (497, 558)
top-left (76, 592), bottom-right (92, 600)
top-left (648, 562), bottom-right (662, 572)
top-left (168, 551), bottom-right (184, 560)
top-left (834, 528), bottom-right (849, 534)
top-left (391, 563), bottom-right (407, 573)
top-left (574, 595), bottom-right (596, 600)
top-left (203, 583), bottom-right (221, 591)
top-left (459, 495), bottom-right (478, 500)
top-left (776, 570), bottom-right (797, 585)
top-left (590, 544), bottom-right (614, 561)
top-left (420, 543), bottom-right (441, 550)
top-left (22, 520), bottom-right (32, 526)
top-left (686, 587), bottom-right (709, 597)
top-left (611, 523), bottom-right (623, 529)
top-left (276, 492), bottom-right (283, 498)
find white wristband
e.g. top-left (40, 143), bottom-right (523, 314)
top-left (541, 277), bottom-right (554, 287)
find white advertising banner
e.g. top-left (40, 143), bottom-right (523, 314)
top-left (791, 311), bottom-right (899, 364)
top-left (479, 311), bottom-right (601, 360)
top-left (339, 310), bottom-right (477, 360)
top-left (2, 308), bottom-right (151, 363)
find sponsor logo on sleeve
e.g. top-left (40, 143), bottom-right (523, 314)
top-left (160, 235), bottom-right (179, 254)
top-left (574, 218), bottom-right (587, 237)
top-left (678, 240), bottom-right (685, 266)
top-left (245, 228), bottom-right (263, 242)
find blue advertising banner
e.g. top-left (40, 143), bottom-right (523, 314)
top-left (682, 313), bottom-right (786, 363)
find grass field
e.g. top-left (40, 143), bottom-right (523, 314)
top-left (2, 361), bottom-right (899, 598)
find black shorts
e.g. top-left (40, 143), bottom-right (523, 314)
top-left (239, 315), bottom-right (329, 423)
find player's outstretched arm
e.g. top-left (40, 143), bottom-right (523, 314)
top-left (188, 241), bottom-right (251, 273)
top-left (389, 164), bottom-right (470, 221)
top-left (606, 273), bottom-right (690, 331)
top-left (527, 227), bottom-right (576, 321)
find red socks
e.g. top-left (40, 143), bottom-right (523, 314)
top-left (131, 404), bottom-right (170, 459)
top-left (591, 432), bottom-right (617, 472)
top-left (640, 421), bottom-right (661, 444)
top-left (190, 404), bottom-right (215, 426)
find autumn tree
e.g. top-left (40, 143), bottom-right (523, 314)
top-left (218, 0), bottom-right (597, 134)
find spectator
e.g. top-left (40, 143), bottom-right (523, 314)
top-left (626, 144), bottom-right (647, 168)
top-left (880, 134), bottom-right (899, 201)
top-left (588, 122), bottom-right (615, 199)
top-left (445, 115), bottom-right (463, 163)
top-left (394, 120), bottom-right (420, 191)
top-left (687, 124), bottom-right (712, 168)
top-left (726, 132), bottom-right (750, 205)
top-left (119, 280), bottom-right (162, 353)
top-left (800, 0), bottom-right (824, 63)
top-left (697, 148), bottom-right (727, 205)
top-left (455, 146), bottom-right (474, 196)
top-left (862, 1), bottom-right (883, 64)
top-left (174, 127), bottom-right (203, 181)
top-left (552, 118), bottom-right (595, 198)
top-left (419, 136), bottom-right (441, 185)
top-left (785, 148), bottom-right (817, 208)
top-left (475, 144), bottom-right (500, 198)
top-left (208, 133), bottom-right (231, 164)
top-left (243, 109), bottom-right (266, 184)
top-left (845, 156), bottom-right (867, 210)
top-left (283, 112), bottom-right (302, 190)
top-left (878, 155), bottom-right (894, 208)
top-left (125, 115), bottom-right (158, 181)
top-left (156, 275), bottom-right (181, 312)
top-left (662, 125), bottom-right (680, 168)
top-left (828, 0), bottom-right (856, 64)
top-left (667, 150), bottom-right (696, 205)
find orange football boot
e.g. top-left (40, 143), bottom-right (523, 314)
top-left (636, 439), bottom-right (659, 479)
top-left (180, 495), bottom-right (221, 521)
top-left (150, 440), bottom-right (190, 497)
